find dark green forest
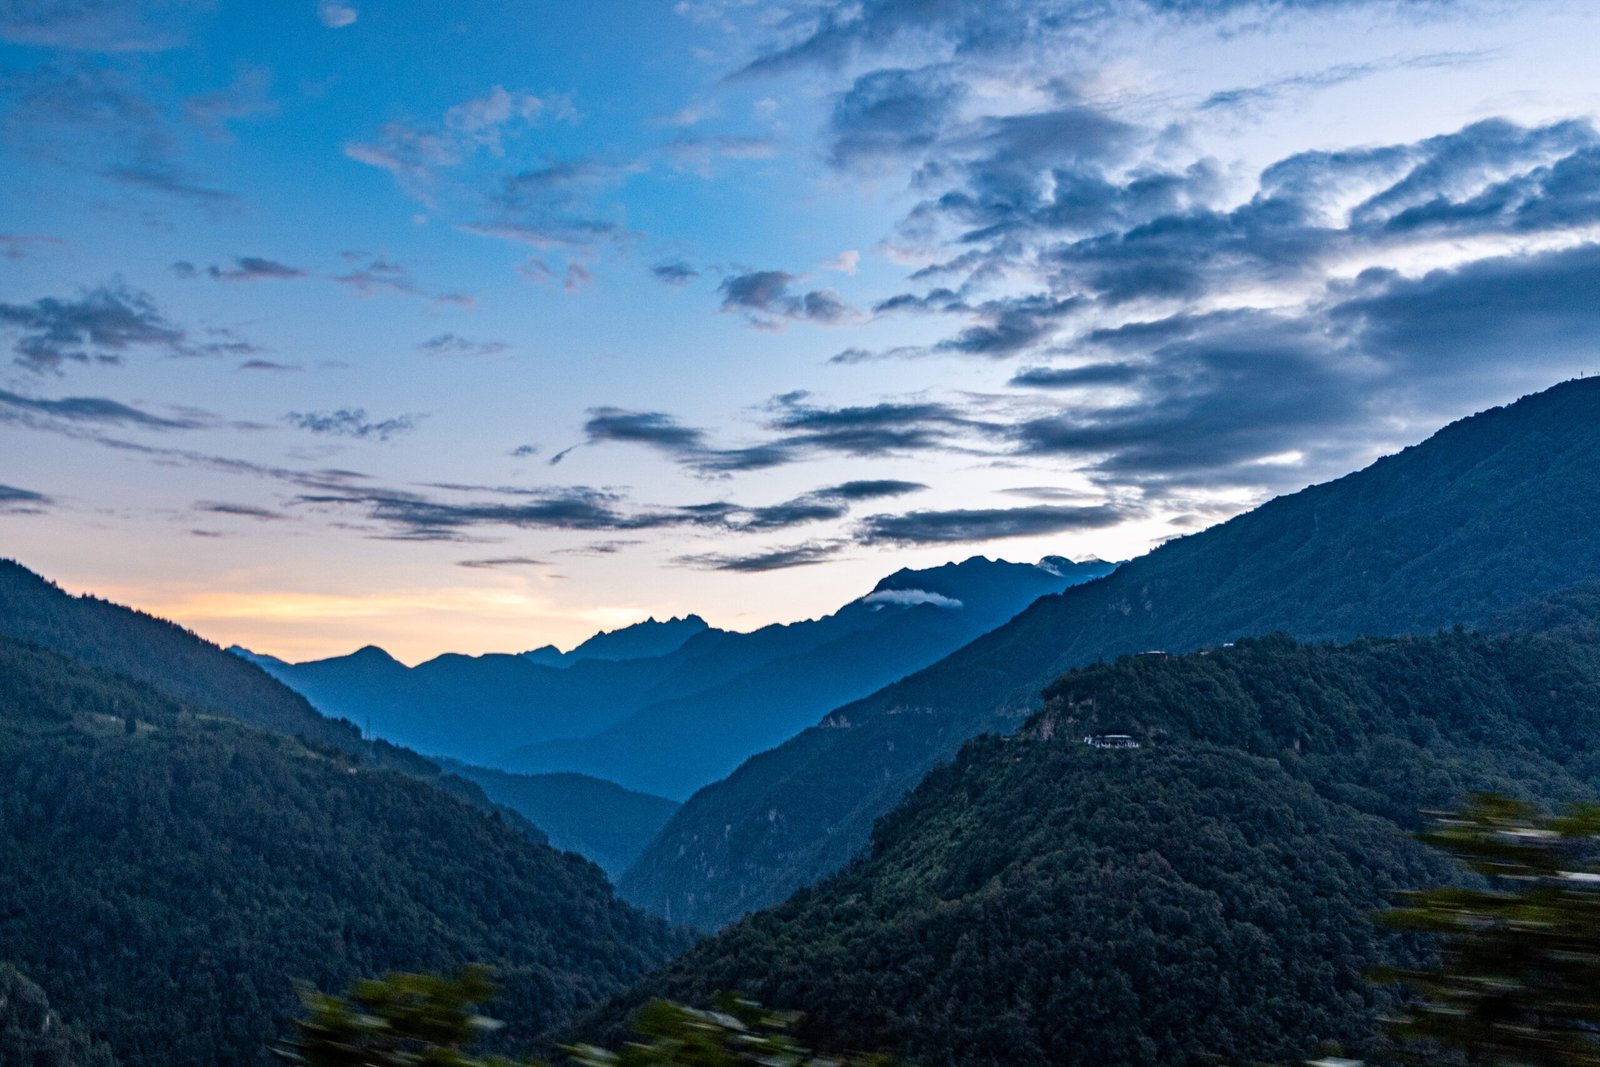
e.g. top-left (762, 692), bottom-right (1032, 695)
top-left (0, 558), bottom-right (548, 837)
top-left (594, 609), bottom-right (1600, 1066)
top-left (623, 377), bottom-right (1600, 930)
top-left (0, 638), bottom-right (690, 1067)
top-left (0, 964), bottom-right (116, 1067)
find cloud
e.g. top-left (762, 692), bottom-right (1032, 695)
top-left (204, 256), bottom-right (306, 281)
top-left (827, 66), bottom-right (966, 170)
top-left (580, 397), bottom-right (988, 472)
top-left (317, 0), bottom-right (357, 28)
top-left (183, 67), bottom-right (276, 138)
top-left (0, 283), bottom-right (186, 372)
top-left (0, 0), bottom-right (206, 51)
top-left (719, 270), bottom-right (857, 327)
top-left (1009, 362), bottom-right (1143, 388)
top-left (238, 359), bottom-right (299, 372)
top-left (332, 256), bottom-right (471, 304)
top-left (456, 556), bottom-right (549, 569)
top-left (862, 587), bottom-right (963, 608)
top-left (465, 158), bottom-right (632, 251)
top-left (676, 542), bottom-right (843, 572)
top-left (824, 250), bottom-right (860, 274)
top-left (651, 259), bottom-right (700, 285)
top-left (196, 502), bottom-right (286, 521)
top-left (0, 483), bottom-right (51, 512)
top-left (417, 333), bottom-right (509, 358)
top-left (767, 395), bottom-right (985, 456)
top-left (856, 502), bottom-right (1136, 545)
top-left (0, 388), bottom-right (203, 429)
top-left (0, 234), bottom-right (64, 260)
top-left (284, 408), bottom-right (421, 441)
top-left (346, 86), bottom-right (574, 200)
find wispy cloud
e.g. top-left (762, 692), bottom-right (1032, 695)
top-left (283, 408), bottom-right (422, 441)
top-left (417, 333), bottom-right (510, 358)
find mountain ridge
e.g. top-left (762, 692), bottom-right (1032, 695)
top-left (619, 377), bottom-right (1600, 928)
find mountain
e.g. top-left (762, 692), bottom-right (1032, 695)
top-left (0, 561), bottom-right (540, 834)
top-left (438, 763), bottom-right (680, 879)
top-left (0, 636), bottom-right (690, 1067)
top-left (246, 555), bottom-right (1115, 799)
top-left (0, 963), bottom-right (116, 1067)
top-left (620, 377), bottom-right (1600, 929)
top-left (522, 615), bottom-right (711, 668)
top-left (592, 614), bottom-right (1600, 1066)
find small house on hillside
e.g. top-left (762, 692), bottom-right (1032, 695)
top-left (1083, 734), bottom-right (1140, 749)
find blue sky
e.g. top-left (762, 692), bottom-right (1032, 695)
top-left (2, 0), bottom-right (1598, 661)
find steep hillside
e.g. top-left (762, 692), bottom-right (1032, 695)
top-left (439, 763), bottom-right (680, 879)
top-left (0, 638), bottom-right (690, 1067)
top-left (598, 620), bottom-right (1600, 1065)
top-left (0, 560), bottom-right (538, 833)
top-left (622, 378), bottom-right (1600, 928)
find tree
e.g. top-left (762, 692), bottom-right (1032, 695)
top-left (1378, 794), bottom-right (1600, 1066)
top-left (277, 970), bottom-right (899, 1067)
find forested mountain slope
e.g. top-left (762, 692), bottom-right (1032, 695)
top-left (0, 638), bottom-right (690, 1067)
top-left (0, 560), bottom-right (538, 832)
top-left (598, 618), bottom-right (1600, 1066)
top-left (439, 762), bottom-right (680, 879)
top-left (622, 377), bottom-right (1600, 929)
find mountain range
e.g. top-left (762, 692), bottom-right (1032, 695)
top-left (239, 555), bottom-right (1114, 799)
top-left (593, 604), bottom-right (1600, 1065)
top-left (0, 563), bottom-right (690, 1067)
top-left (619, 377), bottom-right (1600, 929)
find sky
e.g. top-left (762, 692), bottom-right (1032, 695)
top-left (2, 0), bottom-right (1598, 664)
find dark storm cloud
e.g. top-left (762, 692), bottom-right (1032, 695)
top-left (284, 409), bottom-right (421, 441)
top-left (856, 502), bottom-right (1136, 546)
top-left (719, 270), bottom-right (857, 327)
top-left (1035, 119), bottom-right (1600, 307)
top-left (0, 388), bottom-right (203, 429)
top-left (676, 541), bottom-right (844, 572)
top-left (1330, 243), bottom-right (1600, 371)
top-left (0, 283), bottom-right (187, 371)
top-left (651, 260), bottom-right (700, 285)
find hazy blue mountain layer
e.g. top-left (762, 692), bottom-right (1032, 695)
top-left (438, 762), bottom-right (680, 879)
top-left (245, 556), bottom-right (1114, 798)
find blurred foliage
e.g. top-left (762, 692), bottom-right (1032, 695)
top-left (280, 970), bottom-right (894, 1067)
top-left (1379, 795), bottom-right (1600, 1065)
top-left (0, 638), bottom-right (690, 1067)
